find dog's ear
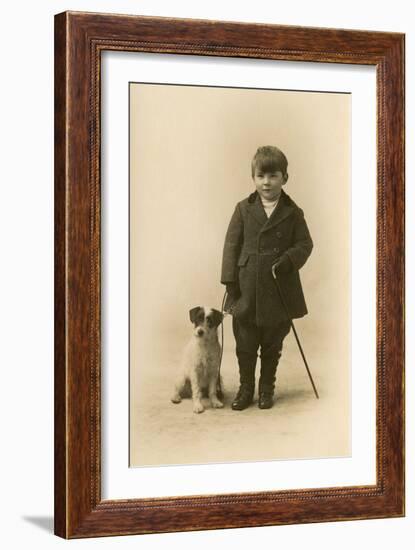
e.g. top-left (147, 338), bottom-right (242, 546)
top-left (189, 306), bottom-right (202, 324)
top-left (210, 309), bottom-right (224, 327)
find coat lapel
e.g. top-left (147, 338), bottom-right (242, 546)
top-left (260, 189), bottom-right (294, 233)
top-left (247, 193), bottom-right (268, 227)
top-left (247, 190), bottom-right (295, 231)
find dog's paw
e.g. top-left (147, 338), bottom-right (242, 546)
top-left (193, 403), bottom-right (205, 414)
top-left (171, 395), bottom-right (182, 404)
top-left (211, 399), bottom-right (224, 409)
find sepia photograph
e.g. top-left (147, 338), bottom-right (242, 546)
top-left (129, 81), bottom-right (351, 467)
top-left (51, 8), bottom-right (405, 539)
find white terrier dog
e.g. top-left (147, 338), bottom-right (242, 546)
top-left (171, 306), bottom-right (224, 414)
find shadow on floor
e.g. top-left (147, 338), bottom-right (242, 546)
top-left (22, 516), bottom-right (54, 533)
top-left (276, 387), bottom-right (316, 404)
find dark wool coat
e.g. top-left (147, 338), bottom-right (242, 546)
top-left (221, 189), bottom-right (313, 326)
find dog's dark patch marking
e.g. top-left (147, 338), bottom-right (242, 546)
top-left (207, 309), bottom-right (223, 328)
top-left (189, 306), bottom-right (203, 324)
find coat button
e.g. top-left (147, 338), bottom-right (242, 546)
top-left (276, 231), bottom-right (282, 238)
top-left (273, 247), bottom-right (279, 253)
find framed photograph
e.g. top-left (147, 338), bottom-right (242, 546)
top-left (54, 11), bottom-right (405, 538)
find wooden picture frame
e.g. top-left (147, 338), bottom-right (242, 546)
top-left (54, 11), bottom-right (405, 538)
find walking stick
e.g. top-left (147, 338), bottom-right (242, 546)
top-left (272, 268), bottom-right (319, 399)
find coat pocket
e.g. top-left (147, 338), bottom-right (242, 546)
top-left (237, 252), bottom-right (250, 267)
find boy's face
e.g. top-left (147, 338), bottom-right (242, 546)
top-left (253, 168), bottom-right (286, 201)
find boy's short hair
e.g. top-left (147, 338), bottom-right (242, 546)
top-left (251, 146), bottom-right (288, 178)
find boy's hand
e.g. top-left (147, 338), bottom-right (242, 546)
top-left (272, 255), bottom-right (292, 278)
top-left (226, 282), bottom-right (241, 299)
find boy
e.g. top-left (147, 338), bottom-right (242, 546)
top-left (221, 146), bottom-right (313, 410)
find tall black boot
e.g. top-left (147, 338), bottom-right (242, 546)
top-left (258, 383), bottom-right (275, 409)
top-left (258, 322), bottom-right (290, 409)
top-left (232, 352), bottom-right (256, 411)
top-left (258, 351), bottom-right (280, 409)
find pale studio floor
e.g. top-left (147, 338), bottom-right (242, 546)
top-left (130, 320), bottom-right (350, 468)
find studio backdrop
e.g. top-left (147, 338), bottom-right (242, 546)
top-left (129, 82), bottom-right (351, 467)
